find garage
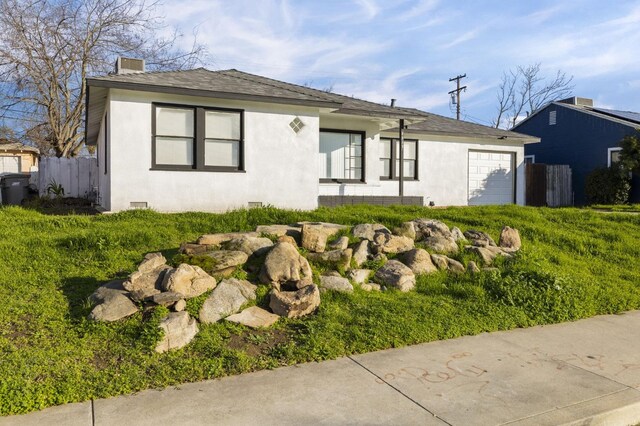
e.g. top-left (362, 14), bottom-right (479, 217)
top-left (0, 156), bottom-right (20, 173)
top-left (468, 150), bottom-right (514, 205)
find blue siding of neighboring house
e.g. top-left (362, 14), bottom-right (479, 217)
top-left (518, 104), bottom-right (639, 205)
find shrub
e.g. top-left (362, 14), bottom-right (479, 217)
top-left (585, 163), bottom-right (630, 205)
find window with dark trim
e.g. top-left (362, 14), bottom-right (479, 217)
top-left (319, 129), bottom-right (365, 183)
top-left (152, 103), bottom-right (244, 172)
top-left (380, 138), bottom-right (418, 180)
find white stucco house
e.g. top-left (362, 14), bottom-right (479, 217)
top-left (85, 58), bottom-right (539, 212)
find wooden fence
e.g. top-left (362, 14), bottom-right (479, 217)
top-left (526, 164), bottom-right (573, 207)
top-left (37, 157), bottom-right (98, 198)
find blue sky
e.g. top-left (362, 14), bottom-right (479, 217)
top-left (161, 0), bottom-right (640, 127)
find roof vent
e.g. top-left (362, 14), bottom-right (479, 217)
top-left (558, 97), bottom-right (593, 107)
top-left (115, 57), bottom-right (145, 75)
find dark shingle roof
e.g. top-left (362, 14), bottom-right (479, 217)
top-left (385, 108), bottom-right (537, 141)
top-left (590, 107), bottom-right (640, 125)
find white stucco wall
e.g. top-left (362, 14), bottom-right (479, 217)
top-left (96, 100), bottom-right (111, 211)
top-left (106, 89), bottom-right (320, 212)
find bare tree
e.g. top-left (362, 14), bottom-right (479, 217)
top-left (0, 0), bottom-right (206, 157)
top-left (492, 63), bottom-right (574, 129)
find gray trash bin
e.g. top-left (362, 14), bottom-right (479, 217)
top-left (0, 173), bottom-right (30, 205)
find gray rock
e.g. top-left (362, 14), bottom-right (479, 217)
top-left (347, 269), bottom-right (371, 284)
top-left (370, 253), bottom-right (388, 263)
top-left (259, 242), bottom-right (313, 291)
top-left (162, 264), bottom-right (217, 298)
top-left (352, 240), bottom-right (370, 267)
top-left (223, 236), bottom-right (273, 256)
top-left (301, 224), bottom-right (328, 253)
top-left (150, 292), bottom-right (184, 306)
top-left (447, 258), bottom-right (465, 274)
top-left (137, 252), bottom-right (167, 273)
top-left (294, 222), bottom-right (347, 235)
top-left (319, 275), bottom-right (353, 293)
top-left (393, 222), bottom-right (416, 240)
top-left (467, 261), bottom-right (481, 274)
top-left (400, 248), bottom-right (437, 275)
top-left (255, 225), bottom-right (301, 241)
top-left (379, 235), bottom-right (414, 254)
top-left (430, 254), bottom-right (449, 270)
top-left (465, 245), bottom-right (498, 265)
top-left (205, 250), bottom-right (249, 276)
top-left (328, 236), bottom-right (349, 251)
top-left (451, 227), bottom-right (466, 242)
top-left (306, 248), bottom-right (352, 271)
top-left (499, 226), bottom-right (521, 251)
top-left (197, 232), bottom-right (259, 246)
top-left (464, 230), bottom-right (497, 247)
top-left (277, 235), bottom-right (298, 247)
top-left (89, 281), bottom-right (138, 322)
top-left (155, 311), bottom-right (198, 353)
top-left (374, 260), bottom-right (416, 292)
top-left (269, 285), bottom-right (321, 318)
top-left (123, 265), bottom-right (171, 302)
top-left (199, 278), bottom-right (257, 324)
top-left (413, 219), bottom-right (458, 253)
top-left (352, 223), bottom-right (390, 241)
top-left (173, 299), bottom-right (186, 312)
top-left (224, 306), bottom-right (280, 329)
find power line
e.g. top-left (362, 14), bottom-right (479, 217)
top-left (448, 74), bottom-right (467, 120)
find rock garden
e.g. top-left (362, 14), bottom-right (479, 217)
top-left (89, 218), bottom-right (521, 353)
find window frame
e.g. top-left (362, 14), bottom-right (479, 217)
top-left (151, 102), bottom-right (244, 172)
top-left (319, 128), bottom-right (366, 184)
top-left (607, 147), bottom-right (622, 168)
top-left (379, 137), bottom-right (419, 181)
top-left (524, 154), bottom-right (535, 165)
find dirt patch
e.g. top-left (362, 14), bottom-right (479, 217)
top-left (227, 328), bottom-right (289, 357)
top-left (22, 197), bottom-right (100, 215)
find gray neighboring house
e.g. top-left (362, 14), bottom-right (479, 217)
top-left (85, 59), bottom-right (538, 212)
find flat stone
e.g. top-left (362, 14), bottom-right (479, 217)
top-left (464, 229), bottom-right (497, 247)
top-left (379, 235), bottom-right (414, 254)
top-left (269, 285), bottom-right (321, 318)
top-left (328, 236), bottom-right (349, 251)
top-left (224, 306), bottom-right (279, 329)
top-left (124, 265), bottom-right (171, 302)
top-left (374, 260), bottom-right (415, 292)
top-left (197, 232), bottom-right (259, 246)
top-left (319, 275), bottom-right (353, 293)
top-left (150, 292), bottom-right (184, 306)
top-left (352, 223), bottom-right (390, 241)
top-left (347, 269), bottom-right (371, 284)
top-left (223, 236), bottom-right (273, 256)
top-left (205, 250), bottom-right (249, 275)
top-left (137, 252), bottom-right (166, 273)
top-left (259, 242), bottom-right (313, 291)
top-left (294, 221), bottom-right (347, 235)
top-left (179, 243), bottom-right (212, 255)
top-left (199, 278), bottom-right (257, 324)
top-left (465, 245), bottom-right (498, 265)
top-left (400, 248), bottom-right (437, 275)
top-left (162, 264), bottom-right (217, 298)
top-left (255, 225), bottom-right (301, 241)
top-left (306, 248), bottom-right (352, 271)
top-left (155, 311), bottom-right (198, 353)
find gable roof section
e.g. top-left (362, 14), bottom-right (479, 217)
top-left (0, 142), bottom-right (39, 154)
top-left (513, 101), bottom-right (640, 131)
top-left (385, 108), bottom-right (538, 142)
top-left (86, 68), bottom-right (433, 145)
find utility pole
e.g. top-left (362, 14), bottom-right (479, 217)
top-left (448, 74), bottom-right (467, 120)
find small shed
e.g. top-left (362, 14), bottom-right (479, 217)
top-left (0, 141), bottom-right (39, 173)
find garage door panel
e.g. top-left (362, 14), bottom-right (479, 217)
top-left (0, 156), bottom-right (20, 173)
top-left (468, 150), bottom-right (514, 206)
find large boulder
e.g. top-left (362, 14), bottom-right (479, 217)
top-left (223, 236), bottom-right (273, 256)
top-left (499, 226), bottom-right (521, 251)
top-left (393, 222), bottom-right (416, 240)
top-left (269, 285), bottom-right (321, 318)
top-left (204, 250), bottom-right (249, 276)
top-left (161, 264), bottom-right (217, 298)
top-left (451, 227), bottom-right (466, 242)
top-left (352, 240), bottom-right (370, 267)
top-left (301, 224), bottom-right (328, 253)
top-left (197, 232), bottom-right (259, 246)
top-left (412, 219), bottom-right (458, 253)
top-left (155, 311), bottom-right (199, 353)
top-left (464, 230), bottom-right (497, 247)
top-left (89, 280), bottom-right (139, 322)
top-left (122, 253), bottom-right (171, 302)
top-left (319, 275), bottom-right (353, 293)
top-left (374, 260), bottom-right (415, 292)
top-left (375, 234), bottom-right (414, 254)
top-left (465, 245), bottom-right (510, 266)
top-left (431, 254), bottom-right (464, 273)
top-left (400, 248), bottom-right (437, 275)
top-left (225, 306), bottom-right (280, 329)
top-left (347, 269), bottom-right (371, 285)
top-left (328, 236), bottom-right (349, 251)
top-left (199, 278), bottom-right (257, 324)
top-left (352, 223), bottom-right (390, 241)
top-left (259, 242), bottom-right (313, 291)
top-left (255, 225), bottom-right (302, 241)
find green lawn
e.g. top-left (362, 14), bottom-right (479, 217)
top-left (1, 205), bottom-right (639, 415)
top-left (589, 204), bottom-right (640, 213)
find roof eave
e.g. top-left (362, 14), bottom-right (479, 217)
top-left (86, 78), bottom-right (343, 109)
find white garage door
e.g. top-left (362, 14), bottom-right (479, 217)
top-left (0, 156), bottom-right (20, 173)
top-left (468, 150), bottom-right (514, 205)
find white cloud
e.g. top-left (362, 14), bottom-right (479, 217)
top-left (394, 0), bottom-right (439, 21)
top-left (353, 0), bottom-right (380, 20)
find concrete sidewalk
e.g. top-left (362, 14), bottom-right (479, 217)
top-left (3, 311), bottom-right (640, 426)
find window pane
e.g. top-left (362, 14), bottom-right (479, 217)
top-left (404, 160), bottom-right (416, 177)
top-left (156, 107), bottom-right (194, 137)
top-left (380, 139), bottom-right (391, 158)
top-left (320, 132), bottom-right (349, 179)
top-left (610, 150), bottom-right (621, 163)
top-left (404, 141), bottom-right (417, 160)
top-left (205, 139), bottom-right (239, 167)
top-left (155, 137), bottom-right (193, 165)
top-left (381, 159), bottom-right (390, 177)
top-left (206, 111), bottom-right (240, 140)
